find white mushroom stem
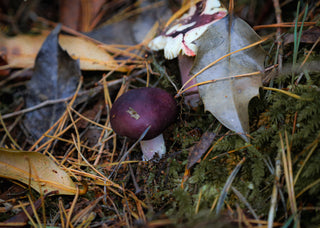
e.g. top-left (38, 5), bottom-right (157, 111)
top-left (140, 134), bottom-right (166, 161)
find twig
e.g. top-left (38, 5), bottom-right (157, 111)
top-left (272, 0), bottom-right (283, 71)
top-left (262, 86), bottom-right (313, 101)
top-left (1, 78), bottom-right (124, 120)
top-left (128, 164), bottom-right (142, 194)
top-left (0, 114), bottom-right (22, 149)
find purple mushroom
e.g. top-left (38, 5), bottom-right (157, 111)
top-left (148, 0), bottom-right (227, 107)
top-left (110, 87), bottom-right (177, 161)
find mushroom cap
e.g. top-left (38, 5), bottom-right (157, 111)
top-left (148, 0), bottom-right (227, 59)
top-left (110, 87), bottom-right (178, 140)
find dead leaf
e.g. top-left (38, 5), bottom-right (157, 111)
top-left (0, 31), bottom-right (126, 71)
top-left (88, 0), bottom-right (171, 45)
top-left (58, 34), bottom-right (125, 71)
top-left (0, 148), bottom-right (84, 195)
top-left (284, 27), bottom-right (320, 45)
top-left (191, 16), bottom-right (265, 141)
top-left (23, 25), bottom-right (80, 141)
top-left (187, 131), bottom-right (216, 169)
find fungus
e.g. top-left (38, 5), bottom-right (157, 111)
top-left (148, 0), bottom-right (227, 107)
top-left (110, 87), bottom-right (177, 161)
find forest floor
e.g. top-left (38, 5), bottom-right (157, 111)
top-left (0, 0), bottom-right (320, 227)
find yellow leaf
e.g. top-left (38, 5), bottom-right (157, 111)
top-left (0, 32), bottom-right (127, 72)
top-left (0, 148), bottom-right (85, 195)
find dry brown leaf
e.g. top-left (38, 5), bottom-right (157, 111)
top-left (284, 27), bottom-right (320, 45)
top-left (0, 148), bottom-right (85, 195)
top-left (0, 31), bottom-right (127, 71)
top-left (187, 132), bottom-right (216, 169)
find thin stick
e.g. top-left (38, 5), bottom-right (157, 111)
top-left (262, 86), bottom-right (313, 101)
top-left (1, 78), bottom-right (124, 120)
top-left (298, 36), bottom-right (320, 70)
top-left (27, 194), bottom-right (42, 228)
top-left (69, 106), bottom-right (112, 131)
top-left (165, 0), bottom-right (202, 28)
top-left (253, 21), bottom-right (315, 30)
top-left (272, 0), bottom-right (283, 70)
top-left (178, 71), bottom-right (261, 95)
top-left (66, 186), bottom-right (79, 228)
top-left (0, 114), bottom-right (22, 149)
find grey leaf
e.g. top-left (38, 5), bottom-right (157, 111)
top-left (24, 25), bottom-right (80, 141)
top-left (191, 16), bottom-right (265, 141)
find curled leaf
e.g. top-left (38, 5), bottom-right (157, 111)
top-left (0, 148), bottom-right (84, 195)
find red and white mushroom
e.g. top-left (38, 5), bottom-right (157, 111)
top-left (148, 0), bottom-right (227, 107)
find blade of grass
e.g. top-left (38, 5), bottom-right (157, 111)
top-left (292, 2), bottom-right (308, 78)
top-left (210, 196), bottom-right (219, 213)
top-left (294, 142), bottom-right (318, 186)
top-left (285, 132), bottom-right (298, 220)
top-left (195, 188), bottom-right (202, 214)
top-left (216, 157), bottom-right (246, 215)
top-left (231, 186), bottom-right (259, 221)
top-left (279, 132), bottom-right (299, 227)
top-left (268, 150), bottom-right (281, 228)
top-left (296, 178), bottom-right (320, 199)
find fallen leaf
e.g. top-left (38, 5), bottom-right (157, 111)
top-left (284, 26), bottom-right (320, 45)
top-left (191, 16), bottom-right (265, 141)
top-left (187, 131), bottom-right (216, 169)
top-left (23, 25), bottom-right (80, 141)
top-left (0, 31), bottom-right (126, 71)
top-left (58, 34), bottom-right (125, 71)
top-left (0, 148), bottom-right (84, 195)
top-left (88, 0), bottom-right (171, 45)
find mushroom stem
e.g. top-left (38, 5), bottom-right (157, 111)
top-left (178, 55), bottom-right (200, 108)
top-left (140, 134), bottom-right (166, 161)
